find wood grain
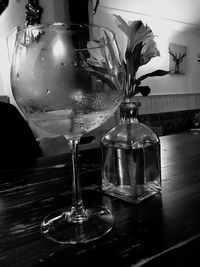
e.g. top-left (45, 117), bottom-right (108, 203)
top-left (0, 132), bottom-right (200, 266)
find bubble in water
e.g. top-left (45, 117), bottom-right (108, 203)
top-left (46, 88), bottom-right (50, 95)
top-left (61, 82), bottom-right (64, 87)
top-left (16, 73), bottom-right (20, 79)
top-left (30, 71), bottom-right (35, 78)
top-left (70, 62), bottom-right (77, 67)
top-left (43, 73), bottom-right (48, 80)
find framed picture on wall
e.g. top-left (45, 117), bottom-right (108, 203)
top-left (6, 26), bottom-right (20, 62)
top-left (169, 43), bottom-right (187, 74)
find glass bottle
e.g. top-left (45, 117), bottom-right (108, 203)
top-left (101, 101), bottom-right (161, 203)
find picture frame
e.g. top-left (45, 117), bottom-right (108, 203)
top-left (6, 26), bottom-right (20, 61)
top-left (169, 43), bottom-right (187, 74)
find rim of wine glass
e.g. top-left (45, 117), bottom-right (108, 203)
top-left (17, 22), bottom-right (118, 50)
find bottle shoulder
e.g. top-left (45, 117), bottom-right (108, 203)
top-left (101, 121), bottom-right (160, 149)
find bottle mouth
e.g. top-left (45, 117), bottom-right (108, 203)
top-left (121, 101), bottom-right (141, 109)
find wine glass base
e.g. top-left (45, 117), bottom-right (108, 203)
top-left (41, 206), bottom-right (114, 244)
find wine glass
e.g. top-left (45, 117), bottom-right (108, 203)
top-left (11, 23), bottom-right (124, 244)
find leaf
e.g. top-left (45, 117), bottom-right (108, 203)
top-left (87, 61), bottom-right (114, 76)
top-left (138, 69), bottom-right (170, 82)
top-left (126, 42), bottom-right (143, 77)
top-left (103, 30), bottom-right (121, 70)
top-left (73, 66), bottom-right (117, 91)
top-left (134, 85), bottom-right (151, 96)
top-left (90, 71), bottom-right (118, 91)
top-left (113, 14), bottom-right (128, 34)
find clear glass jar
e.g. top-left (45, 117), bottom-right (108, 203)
top-left (101, 101), bottom-right (161, 203)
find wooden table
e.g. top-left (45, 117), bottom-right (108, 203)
top-left (1, 131), bottom-right (200, 267)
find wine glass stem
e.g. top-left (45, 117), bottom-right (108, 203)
top-left (68, 139), bottom-right (90, 223)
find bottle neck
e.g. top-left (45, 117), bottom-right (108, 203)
top-left (120, 101), bottom-right (141, 124)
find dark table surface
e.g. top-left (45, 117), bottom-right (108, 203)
top-left (1, 131), bottom-right (200, 267)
